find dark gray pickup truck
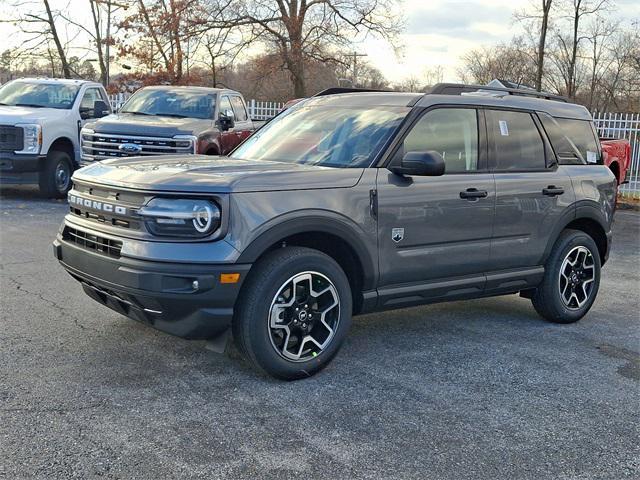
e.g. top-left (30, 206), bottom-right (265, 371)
top-left (54, 84), bottom-right (617, 380)
top-left (80, 86), bottom-right (254, 164)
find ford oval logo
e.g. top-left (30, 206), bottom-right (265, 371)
top-left (119, 143), bottom-right (142, 154)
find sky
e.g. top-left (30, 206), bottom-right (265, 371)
top-left (1, 0), bottom-right (638, 84)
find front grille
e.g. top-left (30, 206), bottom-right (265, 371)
top-left (63, 226), bottom-right (122, 258)
top-left (81, 132), bottom-right (194, 162)
top-left (0, 126), bottom-right (23, 151)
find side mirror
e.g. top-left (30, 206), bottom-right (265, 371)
top-left (218, 110), bottom-right (235, 131)
top-left (93, 100), bottom-right (110, 118)
top-left (390, 151), bottom-right (445, 177)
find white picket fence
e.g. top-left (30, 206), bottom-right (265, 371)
top-left (109, 93), bottom-right (283, 120)
top-left (592, 112), bottom-right (640, 200)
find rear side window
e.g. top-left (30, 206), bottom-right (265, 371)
top-left (230, 96), bottom-right (248, 122)
top-left (487, 110), bottom-right (546, 171)
top-left (555, 118), bottom-right (600, 164)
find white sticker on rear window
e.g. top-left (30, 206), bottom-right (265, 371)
top-left (586, 151), bottom-right (598, 163)
top-left (499, 120), bottom-right (509, 136)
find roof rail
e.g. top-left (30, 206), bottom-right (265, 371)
top-left (429, 83), bottom-right (568, 103)
top-left (313, 87), bottom-right (391, 97)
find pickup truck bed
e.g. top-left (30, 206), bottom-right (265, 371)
top-left (601, 138), bottom-right (631, 185)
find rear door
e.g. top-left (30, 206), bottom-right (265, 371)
top-left (486, 109), bottom-right (575, 280)
top-left (376, 107), bottom-right (495, 303)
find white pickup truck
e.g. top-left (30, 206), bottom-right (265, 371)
top-left (0, 78), bottom-right (111, 197)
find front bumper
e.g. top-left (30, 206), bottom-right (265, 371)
top-left (53, 236), bottom-right (251, 339)
top-left (0, 152), bottom-right (46, 184)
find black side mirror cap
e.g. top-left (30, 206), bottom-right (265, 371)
top-left (390, 151), bottom-right (445, 177)
top-left (93, 100), bottom-right (110, 118)
top-left (218, 115), bottom-right (235, 131)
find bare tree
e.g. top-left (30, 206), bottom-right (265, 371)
top-left (516, 0), bottom-right (555, 91)
top-left (208, 0), bottom-right (401, 97)
top-left (555, 0), bottom-right (610, 99)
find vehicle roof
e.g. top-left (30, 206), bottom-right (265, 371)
top-left (304, 90), bottom-right (590, 120)
top-left (10, 77), bottom-right (102, 87)
top-left (140, 85), bottom-right (240, 95)
top-left (415, 93), bottom-right (592, 120)
top-left (305, 92), bottom-right (422, 107)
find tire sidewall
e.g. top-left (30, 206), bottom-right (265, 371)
top-left (546, 232), bottom-right (601, 322)
top-left (41, 150), bottom-right (73, 198)
top-left (242, 251), bottom-right (352, 379)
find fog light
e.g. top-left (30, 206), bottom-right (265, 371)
top-left (192, 280), bottom-right (199, 290)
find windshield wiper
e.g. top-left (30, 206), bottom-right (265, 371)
top-left (155, 113), bottom-right (190, 118)
top-left (120, 110), bottom-right (154, 116)
top-left (15, 103), bottom-right (46, 108)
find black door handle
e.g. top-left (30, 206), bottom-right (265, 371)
top-left (542, 185), bottom-right (564, 196)
top-left (460, 188), bottom-right (488, 199)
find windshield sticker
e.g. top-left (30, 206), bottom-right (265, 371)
top-left (499, 120), bottom-right (509, 136)
top-left (586, 151), bottom-right (598, 163)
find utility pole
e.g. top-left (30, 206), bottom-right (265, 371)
top-left (351, 51), bottom-right (368, 87)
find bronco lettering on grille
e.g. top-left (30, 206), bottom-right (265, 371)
top-left (68, 193), bottom-right (128, 215)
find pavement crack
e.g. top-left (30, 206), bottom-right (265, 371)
top-left (6, 276), bottom-right (101, 334)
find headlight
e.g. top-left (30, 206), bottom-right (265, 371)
top-left (173, 134), bottom-right (198, 154)
top-left (138, 198), bottom-right (221, 238)
top-left (15, 124), bottom-right (42, 154)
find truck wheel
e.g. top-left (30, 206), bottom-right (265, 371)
top-left (233, 247), bottom-right (352, 380)
top-left (531, 229), bottom-right (601, 324)
top-left (39, 150), bottom-right (73, 198)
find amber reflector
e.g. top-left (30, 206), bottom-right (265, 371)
top-left (220, 273), bottom-right (240, 284)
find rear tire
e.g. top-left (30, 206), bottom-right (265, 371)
top-left (532, 229), bottom-right (601, 324)
top-left (39, 150), bottom-right (73, 198)
top-left (233, 247), bottom-right (352, 380)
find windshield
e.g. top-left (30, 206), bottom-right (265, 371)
top-left (231, 105), bottom-right (407, 168)
top-left (120, 89), bottom-right (215, 119)
top-left (0, 81), bottom-right (80, 109)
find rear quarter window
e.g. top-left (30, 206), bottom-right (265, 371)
top-left (555, 118), bottom-right (601, 164)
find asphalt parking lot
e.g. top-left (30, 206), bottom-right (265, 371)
top-left (1, 186), bottom-right (638, 480)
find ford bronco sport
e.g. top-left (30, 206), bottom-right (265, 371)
top-left (53, 84), bottom-right (617, 380)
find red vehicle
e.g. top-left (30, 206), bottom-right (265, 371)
top-left (601, 138), bottom-right (631, 185)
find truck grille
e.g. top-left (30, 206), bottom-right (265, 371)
top-left (81, 132), bottom-right (195, 162)
top-left (0, 126), bottom-right (24, 151)
top-left (63, 226), bottom-right (123, 258)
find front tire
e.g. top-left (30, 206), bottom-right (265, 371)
top-left (233, 247), bottom-right (352, 380)
top-left (39, 150), bottom-right (73, 198)
top-left (532, 229), bottom-right (601, 323)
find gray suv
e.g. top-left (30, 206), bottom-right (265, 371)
top-left (53, 84), bottom-right (617, 380)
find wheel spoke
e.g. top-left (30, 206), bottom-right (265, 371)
top-left (268, 271), bottom-right (340, 362)
top-left (558, 245), bottom-right (597, 311)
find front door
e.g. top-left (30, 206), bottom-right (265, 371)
top-left (376, 107), bottom-right (495, 304)
top-left (218, 95), bottom-right (238, 154)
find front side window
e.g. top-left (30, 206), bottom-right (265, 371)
top-left (399, 108), bottom-right (479, 173)
top-left (120, 88), bottom-right (215, 119)
top-left (0, 81), bottom-right (79, 109)
top-left (219, 96), bottom-right (233, 117)
top-left (487, 110), bottom-right (546, 171)
top-left (231, 105), bottom-right (407, 168)
top-left (230, 96), bottom-right (248, 121)
top-left (80, 88), bottom-right (104, 118)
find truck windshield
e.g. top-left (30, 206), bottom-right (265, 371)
top-left (0, 81), bottom-right (80, 109)
top-left (231, 105), bottom-right (408, 168)
top-left (120, 89), bottom-right (215, 119)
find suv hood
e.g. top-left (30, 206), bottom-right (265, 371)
top-left (73, 155), bottom-right (364, 193)
top-left (0, 105), bottom-right (68, 124)
top-left (90, 113), bottom-right (213, 136)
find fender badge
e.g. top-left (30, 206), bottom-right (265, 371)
top-left (392, 228), bottom-right (404, 243)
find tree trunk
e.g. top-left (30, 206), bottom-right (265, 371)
top-left (536, 0), bottom-right (552, 91)
top-left (568, 0), bottom-right (581, 99)
top-left (89, 0), bottom-right (107, 85)
top-left (43, 0), bottom-right (71, 78)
